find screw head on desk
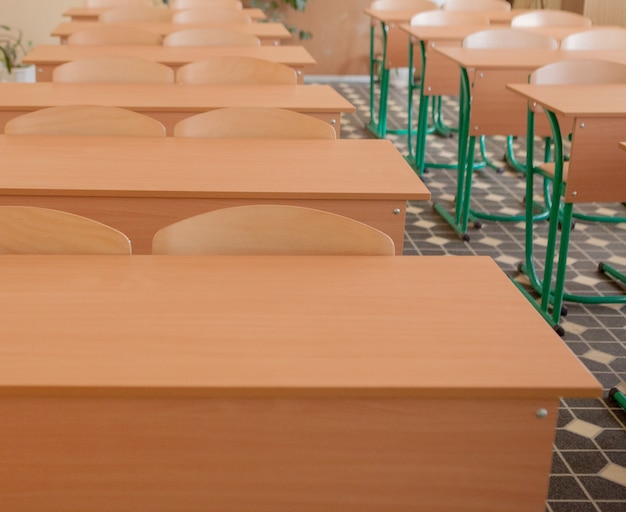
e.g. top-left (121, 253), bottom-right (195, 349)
top-left (330, 119), bottom-right (336, 125)
top-left (296, 70), bottom-right (302, 76)
top-left (571, 191), bottom-right (578, 197)
top-left (536, 408), bottom-right (549, 419)
top-left (393, 208), bottom-right (401, 215)
top-left (580, 122), bottom-right (585, 129)
top-left (430, 42), bottom-right (436, 48)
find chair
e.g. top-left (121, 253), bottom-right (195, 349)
top-left (407, 10), bottom-right (490, 175)
top-left (511, 9), bottom-right (592, 28)
top-left (171, 8), bottom-right (252, 24)
top-left (175, 55), bottom-right (296, 84)
top-left (560, 28), bottom-right (626, 50)
top-left (52, 56), bottom-right (175, 83)
top-left (366, 0), bottom-right (439, 139)
top-left (67, 26), bottom-right (163, 46)
top-left (152, 205), bottom-right (395, 255)
top-left (462, 27), bottom-right (559, 49)
top-left (99, 5), bottom-right (173, 22)
top-left (85, 0), bottom-right (154, 6)
top-left (163, 27), bottom-right (260, 46)
top-left (442, 0), bottom-right (510, 10)
top-left (173, 107), bottom-right (336, 139)
top-left (170, 0), bottom-right (243, 9)
top-left (5, 105), bottom-right (166, 137)
top-left (516, 59), bottom-right (626, 331)
top-left (0, 206), bottom-right (132, 255)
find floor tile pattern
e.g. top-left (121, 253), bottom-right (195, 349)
top-left (331, 81), bottom-right (626, 510)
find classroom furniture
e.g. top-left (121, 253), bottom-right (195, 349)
top-left (23, 45), bottom-right (315, 83)
top-left (67, 25), bottom-right (163, 45)
top-left (511, 8), bottom-right (592, 28)
top-left (507, 72), bottom-right (626, 332)
top-left (560, 27), bottom-right (626, 49)
top-left (52, 22), bottom-right (291, 46)
top-left (442, 0), bottom-right (511, 11)
top-left (85, 0), bottom-right (153, 6)
top-left (0, 254), bottom-right (600, 511)
top-left (99, 5), bottom-right (174, 22)
top-left (171, 7), bottom-right (252, 23)
top-left (63, 6), bottom-right (266, 22)
top-left (52, 55), bottom-right (175, 83)
top-left (162, 27), bottom-right (260, 46)
top-left (175, 56), bottom-right (296, 84)
top-left (173, 106), bottom-right (336, 139)
top-left (0, 83), bottom-right (353, 135)
top-left (0, 206), bottom-right (132, 254)
top-left (0, 136), bottom-right (427, 254)
top-left (152, 204), bottom-right (394, 255)
top-left (364, 0), bottom-right (439, 139)
top-left (171, 0), bottom-right (243, 7)
top-left (4, 105), bottom-right (166, 137)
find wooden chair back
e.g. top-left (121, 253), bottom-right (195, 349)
top-left (52, 56), bottom-right (175, 83)
top-left (163, 27), bottom-right (260, 47)
top-left (170, 0), bottom-right (243, 9)
top-left (463, 28), bottom-right (558, 49)
top-left (5, 105), bottom-right (166, 137)
top-left (171, 7), bottom-right (252, 24)
top-left (99, 5), bottom-right (173, 22)
top-left (173, 107), bottom-right (336, 139)
top-left (511, 9), bottom-right (592, 28)
top-left (370, 0), bottom-right (438, 10)
top-left (442, 0), bottom-right (510, 11)
top-left (560, 28), bottom-right (626, 50)
top-left (152, 205), bottom-right (396, 255)
top-left (67, 26), bottom-right (163, 45)
top-left (85, 0), bottom-right (153, 6)
top-left (0, 206), bottom-right (132, 255)
top-left (531, 59), bottom-right (626, 86)
top-left (176, 55), bottom-right (296, 84)
top-left (410, 9), bottom-right (489, 26)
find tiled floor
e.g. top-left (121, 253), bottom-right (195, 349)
top-left (330, 80), bottom-right (626, 510)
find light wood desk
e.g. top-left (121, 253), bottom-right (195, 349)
top-left (62, 6), bottom-right (267, 21)
top-left (52, 21), bottom-right (292, 46)
top-left (23, 45), bottom-right (316, 83)
top-left (0, 136), bottom-right (427, 254)
top-left (0, 254), bottom-right (600, 512)
top-left (0, 83), bottom-right (354, 136)
top-left (433, 45), bottom-right (626, 240)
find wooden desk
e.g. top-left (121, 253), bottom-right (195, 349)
top-left (507, 83), bottom-right (626, 328)
top-left (0, 254), bottom-right (600, 512)
top-left (23, 45), bottom-right (317, 83)
top-left (433, 45), bottom-right (626, 240)
top-left (52, 21), bottom-right (292, 46)
top-left (0, 83), bottom-right (354, 136)
top-left (0, 136), bottom-right (427, 254)
top-left (62, 6), bottom-right (267, 22)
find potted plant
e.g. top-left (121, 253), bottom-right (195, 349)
top-left (0, 24), bottom-right (35, 82)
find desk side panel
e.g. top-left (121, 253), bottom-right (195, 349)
top-left (0, 396), bottom-right (558, 512)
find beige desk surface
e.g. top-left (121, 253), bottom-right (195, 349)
top-left (0, 255), bottom-right (599, 399)
top-left (0, 136), bottom-right (425, 253)
top-left (435, 47), bottom-right (626, 70)
top-left (62, 6), bottom-right (267, 21)
top-left (52, 21), bottom-right (291, 44)
top-left (0, 83), bottom-right (354, 135)
top-left (507, 83), bottom-right (626, 117)
top-left (364, 8), bottom-right (529, 25)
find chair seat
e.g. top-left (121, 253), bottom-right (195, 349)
top-left (537, 161), bottom-right (569, 183)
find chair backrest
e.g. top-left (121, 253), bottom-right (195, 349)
top-left (442, 0), bottom-right (510, 11)
top-left (173, 107), bottom-right (337, 139)
top-left (52, 55), bottom-right (175, 83)
top-left (163, 27), bottom-right (260, 46)
top-left (67, 26), bottom-right (163, 46)
top-left (560, 28), bottom-right (626, 50)
top-left (152, 205), bottom-right (396, 255)
top-left (530, 59), bottom-right (626, 86)
top-left (370, 0), bottom-right (438, 10)
top-left (463, 28), bottom-right (558, 49)
top-left (85, 0), bottom-right (154, 6)
top-left (511, 9), bottom-right (592, 28)
top-left (5, 105), bottom-right (166, 137)
top-left (410, 9), bottom-right (489, 26)
top-left (170, 0), bottom-right (243, 9)
top-left (0, 206), bottom-right (132, 255)
top-left (176, 55), bottom-right (296, 84)
top-left (99, 5), bottom-right (173, 22)
top-left (171, 7), bottom-right (252, 24)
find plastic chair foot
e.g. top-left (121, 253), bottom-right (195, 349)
top-left (554, 324), bottom-right (565, 337)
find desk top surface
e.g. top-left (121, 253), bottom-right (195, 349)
top-left (62, 6), bottom-right (267, 20)
top-left (0, 255), bottom-right (600, 399)
top-left (0, 83), bottom-right (354, 113)
top-left (364, 8), bottom-right (528, 24)
top-left (507, 83), bottom-right (626, 117)
top-left (435, 47), bottom-right (626, 69)
top-left (23, 44), bottom-right (317, 67)
top-left (0, 136), bottom-right (428, 200)
top-left (52, 21), bottom-right (291, 39)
